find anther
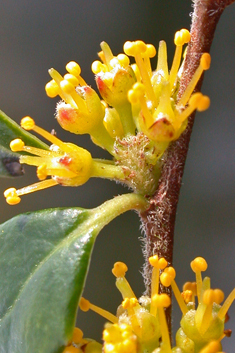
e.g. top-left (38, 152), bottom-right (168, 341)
top-left (4, 188), bottom-right (21, 205)
top-left (66, 61), bottom-right (81, 77)
top-left (191, 257), bottom-right (208, 303)
top-left (79, 297), bottom-right (118, 323)
top-left (21, 116), bottom-right (35, 130)
top-left (45, 80), bottom-right (59, 98)
top-left (112, 262), bottom-right (128, 278)
top-left (10, 138), bottom-right (25, 152)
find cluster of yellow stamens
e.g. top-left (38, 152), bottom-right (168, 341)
top-left (4, 28), bottom-right (212, 204)
top-left (77, 257), bottom-right (234, 353)
top-left (125, 31), bottom-right (210, 143)
top-left (4, 116), bottom-right (124, 205)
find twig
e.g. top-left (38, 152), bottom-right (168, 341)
top-left (140, 0), bottom-right (235, 333)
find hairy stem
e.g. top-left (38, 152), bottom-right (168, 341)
top-left (140, 0), bottom-right (235, 332)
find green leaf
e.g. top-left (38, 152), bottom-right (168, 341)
top-left (0, 145), bottom-right (24, 178)
top-left (0, 109), bottom-right (48, 151)
top-left (0, 194), bottom-right (147, 353)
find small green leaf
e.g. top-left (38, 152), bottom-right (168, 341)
top-left (0, 194), bottom-right (147, 353)
top-left (0, 145), bottom-right (24, 178)
top-left (0, 109), bottom-right (48, 151)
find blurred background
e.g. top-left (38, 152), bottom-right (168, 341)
top-left (0, 0), bottom-right (234, 350)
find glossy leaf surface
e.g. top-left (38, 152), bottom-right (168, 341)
top-left (0, 207), bottom-right (97, 353)
top-left (0, 193), bottom-right (145, 353)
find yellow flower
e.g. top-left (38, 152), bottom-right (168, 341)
top-left (4, 28), bottom-right (212, 204)
top-left (78, 257), bottom-right (234, 353)
top-left (4, 116), bottom-right (124, 205)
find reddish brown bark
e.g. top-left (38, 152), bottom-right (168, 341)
top-left (140, 0), bottom-right (235, 332)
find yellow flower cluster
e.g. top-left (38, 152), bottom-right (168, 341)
top-left (76, 257), bottom-right (234, 353)
top-left (4, 28), bottom-right (210, 204)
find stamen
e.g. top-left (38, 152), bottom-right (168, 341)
top-left (142, 44), bottom-right (156, 77)
top-left (16, 179), bottom-right (58, 196)
top-left (48, 68), bottom-right (77, 107)
top-left (91, 60), bottom-right (107, 74)
top-left (21, 117), bottom-right (73, 153)
top-left (79, 297), bottom-right (118, 324)
top-left (124, 41), bottom-right (157, 107)
top-left (170, 29), bottom-right (190, 89)
top-left (190, 257), bottom-right (208, 303)
top-left (4, 188), bottom-right (21, 205)
top-left (64, 73), bottom-right (79, 86)
top-left (175, 93), bottom-right (210, 129)
top-left (160, 267), bottom-right (188, 315)
top-left (152, 294), bottom-right (171, 351)
top-left (217, 288), bottom-right (235, 321)
top-left (112, 262), bottom-right (137, 299)
top-left (177, 53), bottom-right (211, 107)
top-left (199, 289), bottom-right (224, 335)
top-left (4, 178), bottom-right (58, 205)
top-left (183, 281), bottom-right (197, 307)
top-left (45, 79), bottom-right (60, 98)
top-left (128, 83), bottom-right (154, 128)
top-left (65, 61), bottom-right (81, 77)
top-left (149, 255), bottom-right (167, 316)
top-left (181, 290), bottom-right (193, 304)
top-left (10, 138), bottom-right (25, 152)
top-left (72, 327), bottom-right (84, 345)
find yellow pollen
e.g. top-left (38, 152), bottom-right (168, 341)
top-left (177, 53), bottom-right (211, 107)
top-left (152, 293), bottom-right (171, 308)
top-left (72, 327), bottom-right (84, 344)
top-left (160, 272), bottom-right (172, 287)
top-left (174, 28), bottom-right (190, 46)
top-left (37, 164), bottom-right (48, 180)
top-left (64, 74), bottom-right (79, 86)
top-left (21, 116), bottom-right (35, 130)
top-left (200, 53), bottom-right (211, 70)
top-left (4, 187), bottom-right (21, 205)
top-left (191, 257), bottom-right (208, 303)
top-left (79, 297), bottom-right (90, 311)
top-left (122, 297), bottom-right (138, 310)
top-left (63, 345), bottom-right (80, 353)
top-left (10, 138), bottom-right (25, 152)
top-left (183, 282), bottom-right (197, 294)
top-left (181, 290), bottom-right (193, 304)
top-left (91, 60), bottom-right (107, 74)
top-left (160, 267), bottom-right (188, 315)
top-left (170, 29), bottom-right (190, 89)
top-left (79, 297), bottom-right (118, 324)
top-left (60, 79), bottom-right (75, 94)
top-left (112, 262), bottom-right (128, 278)
top-left (117, 53), bottom-right (130, 67)
top-left (191, 257), bottom-right (208, 272)
top-left (197, 95), bottom-right (210, 111)
top-left (66, 61), bottom-right (81, 77)
top-left (146, 44), bottom-right (156, 58)
top-left (45, 80), bottom-right (59, 98)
